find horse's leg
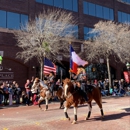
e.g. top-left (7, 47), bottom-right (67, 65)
top-left (97, 101), bottom-right (104, 118)
top-left (60, 100), bottom-right (64, 109)
top-left (86, 102), bottom-right (92, 120)
top-left (94, 96), bottom-right (104, 118)
top-left (38, 96), bottom-right (44, 110)
top-left (64, 106), bottom-right (70, 121)
top-left (72, 107), bottom-right (78, 124)
top-left (44, 97), bottom-right (48, 111)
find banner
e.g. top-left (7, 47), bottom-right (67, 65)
top-left (123, 71), bottom-right (130, 83)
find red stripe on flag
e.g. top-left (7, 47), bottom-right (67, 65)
top-left (44, 65), bottom-right (56, 75)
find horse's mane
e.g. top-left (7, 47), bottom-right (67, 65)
top-left (63, 78), bottom-right (74, 93)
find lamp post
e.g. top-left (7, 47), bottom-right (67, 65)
top-left (126, 62), bottom-right (130, 84)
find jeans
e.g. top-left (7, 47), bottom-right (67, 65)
top-left (26, 91), bottom-right (31, 105)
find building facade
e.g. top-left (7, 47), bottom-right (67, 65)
top-left (0, 0), bottom-right (130, 86)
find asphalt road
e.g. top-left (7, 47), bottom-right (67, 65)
top-left (0, 96), bottom-right (130, 130)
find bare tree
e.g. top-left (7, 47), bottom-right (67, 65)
top-left (13, 9), bottom-right (78, 79)
top-left (83, 21), bottom-right (130, 89)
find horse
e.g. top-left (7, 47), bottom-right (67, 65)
top-left (56, 86), bottom-right (66, 109)
top-left (32, 77), bottom-right (66, 110)
top-left (63, 78), bottom-right (104, 124)
top-left (31, 78), bottom-right (52, 111)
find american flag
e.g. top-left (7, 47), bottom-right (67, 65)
top-left (43, 57), bottom-right (56, 75)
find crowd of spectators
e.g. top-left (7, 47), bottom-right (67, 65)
top-left (98, 78), bottom-right (130, 97)
top-left (0, 81), bottom-right (22, 106)
top-left (0, 77), bottom-right (130, 107)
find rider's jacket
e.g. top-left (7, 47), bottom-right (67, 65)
top-left (72, 72), bottom-right (87, 92)
top-left (72, 72), bottom-right (86, 83)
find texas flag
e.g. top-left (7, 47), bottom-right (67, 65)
top-left (70, 45), bottom-right (88, 74)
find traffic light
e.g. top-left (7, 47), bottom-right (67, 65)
top-left (0, 55), bottom-right (3, 64)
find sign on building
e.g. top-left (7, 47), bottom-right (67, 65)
top-left (0, 72), bottom-right (14, 79)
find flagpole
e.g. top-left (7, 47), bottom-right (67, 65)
top-left (43, 52), bottom-right (45, 81)
top-left (69, 41), bottom-right (72, 79)
top-left (60, 69), bottom-right (62, 83)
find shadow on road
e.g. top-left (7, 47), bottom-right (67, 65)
top-left (76, 111), bottom-right (130, 124)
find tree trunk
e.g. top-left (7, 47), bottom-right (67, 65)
top-left (106, 57), bottom-right (111, 90)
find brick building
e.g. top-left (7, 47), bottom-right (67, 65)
top-left (0, 0), bottom-right (130, 86)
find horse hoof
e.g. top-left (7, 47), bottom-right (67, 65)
top-left (85, 117), bottom-right (89, 120)
top-left (44, 109), bottom-right (47, 111)
top-left (71, 120), bottom-right (77, 124)
top-left (68, 117), bottom-right (70, 121)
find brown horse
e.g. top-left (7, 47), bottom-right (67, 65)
top-left (63, 78), bottom-right (104, 124)
top-left (32, 78), bottom-right (52, 111)
top-left (56, 86), bottom-right (66, 109)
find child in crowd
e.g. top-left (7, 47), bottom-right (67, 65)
top-left (22, 91), bottom-right (28, 104)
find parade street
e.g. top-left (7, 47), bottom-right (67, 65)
top-left (0, 96), bottom-right (130, 130)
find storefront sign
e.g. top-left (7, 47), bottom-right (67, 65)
top-left (0, 72), bottom-right (14, 79)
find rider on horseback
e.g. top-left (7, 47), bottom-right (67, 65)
top-left (72, 65), bottom-right (88, 102)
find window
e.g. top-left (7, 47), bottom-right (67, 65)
top-left (36, 0), bottom-right (78, 12)
top-left (110, 9), bottom-right (114, 20)
top-left (96, 5), bottom-right (103, 18)
top-left (54, 0), bottom-right (63, 8)
top-left (128, 14), bottom-right (130, 22)
top-left (83, 1), bottom-right (114, 20)
top-left (118, 11), bottom-right (130, 23)
top-left (21, 14), bottom-right (28, 28)
top-left (62, 24), bottom-right (78, 38)
top-left (0, 10), bottom-right (28, 30)
top-left (43, 0), bottom-right (53, 6)
top-left (64, 0), bottom-right (72, 11)
top-left (7, 12), bottom-right (20, 29)
top-left (118, 11), bottom-right (122, 22)
top-left (122, 12), bottom-right (127, 23)
top-left (84, 27), bottom-right (93, 40)
top-left (103, 7), bottom-right (109, 19)
top-left (83, 1), bottom-right (88, 14)
top-left (72, 0), bottom-right (78, 12)
top-left (84, 27), bottom-right (89, 40)
top-left (88, 3), bottom-right (95, 16)
top-left (0, 10), bottom-right (6, 28)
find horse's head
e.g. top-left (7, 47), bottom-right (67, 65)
top-left (63, 78), bottom-right (74, 97)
